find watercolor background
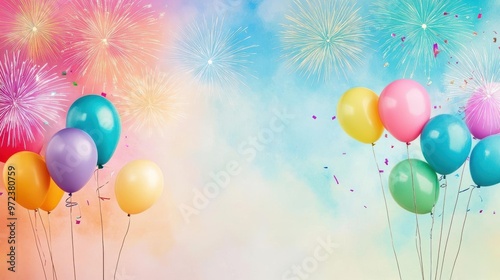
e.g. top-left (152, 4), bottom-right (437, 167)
top-left (0, 0), bottom-right (499, 279)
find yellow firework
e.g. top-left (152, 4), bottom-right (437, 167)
top-left (115, 69), bottom-right (181, 135)
top-left (0, 0), bottom-right (64, 63)
top-left (281, 0), bottom-right (370, 81)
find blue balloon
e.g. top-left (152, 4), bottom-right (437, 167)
top-left (66, 95), bottom-right (121, 167)
top-left (420, 114), bottom-right (471, 175)
top-left (470, 134), bottom-right (500, 187)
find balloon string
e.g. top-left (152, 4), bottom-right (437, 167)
top-left (66, 194), bottom-right (77, 280)
top-left (38, 210), bottom-right (58, 280)
top-left (433, 176), bottom-right (448, 280)
top-left (48, 212), bottom-right (57, 280)
top-left (114, 215), bottom-right (131, 280)
top-left (439, 163), bottom-right (467, 280)
top-left (28, 210), bottom-right (48, 280)
top-left (407, 144), bottom-right (425, 280)
top-left (429, 209), bottom-right (434, 280)
top-left (95, 168), bottom-right (105, 280)
top-left (449, 186), bottom-right (476, 279)
top-left (371, 144), bottom-right (403, 280)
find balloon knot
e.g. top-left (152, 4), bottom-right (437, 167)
top-left (127, 214), bottom-right (131, 217)
top-left (371, 143), bottom-right (375, 147)
top-left (406, 142), bottom-right (411, 146)
top-left (98, 164), bottom-right (104, 169)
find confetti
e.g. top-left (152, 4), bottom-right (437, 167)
top-left (480, 210), bottom-right (483, 213)
top-left (99, 197), bottom-right (111, 201)
top-left (494, 211), bottom-right (496, 215)
top-left (101, 92), bottom-right (107, 97)
top-left (86, 200), bottom-right (89, 205)
top-left (0, 192), bottom-right (3, 196)
top-left (391, 145), bottom-right (394, 148)
top-left (72, 81), bottom-right (78, 86)
top-left (62, 71), bottom-right (67, 76)
top-left (364, 205), bottom-right (367, 208)
top-left (350, 189), bottom-right (354, 192)
top-left (444, 39), bottom-right (448, 44)
top-left (433, 43), bottom-right (440, 57)
top-left (384, 133), bottom-right (388, 138)
top-left (384, 158), bottom-right (388, 165)
top-left (391, 33), bottom-right (396, 37)
top-left (443, 12), bottom-right (449, 16)
top-left (312, 115), bottom-right (317, 119)
top-left (379, 170), bottom-right (384, 173)
top-left (342, 152), bottom-right (346, 155)
top-left (331, 116), bottom-right (336, 120)
top-left (477, 13), bottom-right (482, 19)
top-left (383, 62), bottom-right (389, 67)
top-left (333, 175), bottom-right (339, 184)
top-left (494, 37), bottom-right (497, 43)
top-left (323, 166), bottom-right (328, 169)
top-left (401, 36), bottom-right (406, 42)
top-left (76, 220), bottom-right (81, 224)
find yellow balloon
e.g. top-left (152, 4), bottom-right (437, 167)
top-left (2, 151), bottom-right (51, 210)
top-left (337, 87), bottom-right (384, 144)
top-left (40, 179), bottom-right (65, 212)
top-left (115, 160), bottom-right (164, 215)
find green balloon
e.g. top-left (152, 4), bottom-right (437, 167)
top-left (389, 159), bottom-right (439, 214)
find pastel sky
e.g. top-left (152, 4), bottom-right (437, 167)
top-left (0, 0), bottom-right (499, 279)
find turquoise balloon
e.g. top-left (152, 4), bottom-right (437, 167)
top-left (470, 134), bottom-right (500, 187)
top-left (66, 95), bottom-right (121, 167)
top-left (420, 114), bottom-right (471, 175)
top-left (389, 159), bottom-right (439, 214)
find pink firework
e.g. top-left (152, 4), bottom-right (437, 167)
top-left (0, 51), bottom-right (66, 147)
top-left (63, 0), bottom-right (161, 91)
top-left (0, 0), bottom-right (65, 63)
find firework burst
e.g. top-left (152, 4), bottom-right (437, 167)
top-left (171, 17), bottom-right (257, 99)
top-left (373, 0), bottom-right (474, 77)
top-left (280, 0), bottom-right (370, 81)
top-left (0, 51), bottom-right (66, 147)
top-left (0, 0), bottom-right (65, 63)
top-left (445, 42), bottom-right (500, 139)
top-left (63, 0), bottom-right (161, 91)
top-left (115, 68), bottom-right (181, 135)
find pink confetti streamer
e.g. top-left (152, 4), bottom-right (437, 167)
top-left (333, 175), bottom-right (339, 184)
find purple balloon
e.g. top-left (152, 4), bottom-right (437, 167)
top-left (45, 128), bottom-right (98, 193)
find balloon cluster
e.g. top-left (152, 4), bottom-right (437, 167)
top-left (338, 79), bottom-right (500, 214)
top-left (2, 95), bottom-right (163, 215)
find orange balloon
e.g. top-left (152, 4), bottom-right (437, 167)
top-left (115, 160), bottom-right (163, 215)
top-left (40, 179), bottom-right (65, 212)
top-left (2, 151), bottom-right (51, 210)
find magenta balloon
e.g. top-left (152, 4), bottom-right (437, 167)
top-left (45, 128), bottom-right (98, 193)
top-left (378, 79), bottom-right (431, 143)
top-left (465, 82), bottom-right (500, 139)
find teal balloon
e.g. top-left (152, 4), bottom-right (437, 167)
top-left (66, 95), bottom-right (121, 167)
top-left (470, 134), bottom-right (500, 187)
top-left (389, 159), bottom-right (439, 214)
top-left (420, 114), bottom-right (471, 175)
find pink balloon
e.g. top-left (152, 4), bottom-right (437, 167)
top-left (378, 79), bottom-right (431, 143)
top-left (465, 82), bottom-right (500, 139)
